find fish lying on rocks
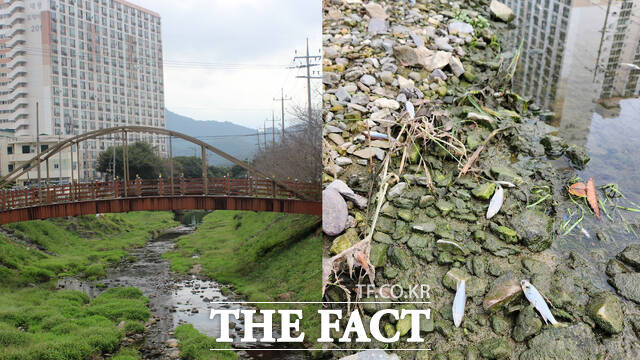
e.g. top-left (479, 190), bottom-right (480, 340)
top-left (486, 183), bottom-right (504, 219)
top-left (452, 279), bottom-right (466, 327)
top-left (521, 280), bottom-right (557, 325)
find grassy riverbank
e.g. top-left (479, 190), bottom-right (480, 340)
top-left (0, 212), bottom-right (178, 359)
top-left (0, 212), bottom-right (177, 287)
top-left (164, 211), bottom-right (322, 343)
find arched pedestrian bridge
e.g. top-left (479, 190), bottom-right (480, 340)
top-left (0, 126), bottom-right (321, 225)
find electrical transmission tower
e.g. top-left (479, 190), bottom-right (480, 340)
top-left (292, 38), bottom-right (321, 123)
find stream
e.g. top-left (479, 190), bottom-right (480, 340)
top-left (57, 224), bottom-right (307, 360)
top-left (503, 0), bottom-right (640, 288)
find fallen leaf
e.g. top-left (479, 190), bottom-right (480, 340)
top-left (568, 182), bottom-right (587, 198)
top-left (355, 250), bottom-right (369, 274)
top-left (586, 178), bottom-right (601, 219)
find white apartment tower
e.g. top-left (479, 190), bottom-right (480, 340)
top-left (0, 0), bottom-right (165, 180)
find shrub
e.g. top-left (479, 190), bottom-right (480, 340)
top-left (0, 322), bottom-right (30, 346)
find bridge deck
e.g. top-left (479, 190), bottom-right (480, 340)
top-left (0, 178), bottom-right (321, 224)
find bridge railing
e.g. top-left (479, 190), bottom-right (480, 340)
top-left (0, 177), bottom-right (321, 211)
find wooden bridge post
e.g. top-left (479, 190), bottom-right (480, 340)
top-left (123, 130), bottom-right (129, 197)
top-left (226, 174), bottom-right (230, 195)
top-left (158, 175), bottom-right (163, 196)
top-left (201, 146), bottom-right (207, 196)
top-left (169, 136), bottom-right (174, 196)
top-left (180, 175), bottom-right (185, 196)
top-left (136, 176), bottom-right (141, 197)
top-left (70, 143), bottom-right (75, 201)
top-left (248, 174), bottom-right (252, 196)
top-left (45, 159), bottom-right (50, 204)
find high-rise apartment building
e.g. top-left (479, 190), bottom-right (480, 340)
top-left (0, 0), bottom-right (165, 180)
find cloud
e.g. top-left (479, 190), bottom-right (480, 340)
top-left (131, 0), bottom-right (321, 128)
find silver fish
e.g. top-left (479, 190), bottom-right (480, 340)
top-left (405, 101), bottom-right (415, 119)
top-left (452, 279), bottom-right (466, 328)
top-left (494, 180), bottom-right (516, 188)
top-left (486, 184), bottom-right (504, 219)
top-left (521, 280), bottom-right (557, 325)
top-left (362, 131), bottom-right (389, 140)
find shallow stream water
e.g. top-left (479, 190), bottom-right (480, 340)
top-left (58, 225), bottom-right (306, 360)
top-left (502, 0), bottom-right (640, 286)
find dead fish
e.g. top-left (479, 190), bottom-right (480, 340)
top-left (362, 131), bottom-right (389, 140)
top-left (494, 180), bottom-right (516, 188)
top-left (486, 184), bottom-right (504, 219)
top-left (521, 280), bottom-right (558, 325)
top-left (405, 101), bottom-right (415, 119)
top-left (580, 226), bottom-right (591, 238)
top-left (436, 239), bottom-right (466, 254)
top-left (452, 279), bottom-right (466, 328)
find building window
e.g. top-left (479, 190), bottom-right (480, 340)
top-left (7, 145), bottom-right (13, 154)
top-left (22, 145), bottom-right (30, 154)
top-left (8, 164), bottom-right (13, 172)
top-left (41, 145), bottom-right (49, 152)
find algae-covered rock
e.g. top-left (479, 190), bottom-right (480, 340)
top-left (586, 291), bottom-right (623, 335)
top-left (435, 199), bottom-right (454, 215)
top-left (494, 226), bottom-right (517, 244)
top-left (483, 273), bottom-right (522, 311)
top-left (330, 228), bottom-right (358, 254)
top-left (513, 305), bottom-right (542, 342)
top-left (478, 337), bottom-right (511, 359)
top-left (490, 166), bottom-right (523, 185)
top-left (370, 243), bottom-right (389, 267)
top-left (565, 145), bottom-right (590, 169)
top-left (389, 247), bottom-right (412, 270)
top-left (611, 272), bottom-right (640, 304)
top-left (540, 135), bottom-right (566, 157)
top-left (396, 316), bottom-right (412, 337)
top-left (617, 244), bottom-right (640, 271)
top-left (472, 182), bottom-right (495, 200)
top-left (519, 323), bottom-right (597, 360)
top-left (511, 209), bottom-right (553, 252)
top-left (490, 314), bottom-right (511, 336)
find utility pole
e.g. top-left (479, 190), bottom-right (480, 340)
top-left (273, 88), bottom-right (291, 140)
top-left (263, 121), bottom-right (268, 150)
top-left (271, 111), bottom-right (276, 146)
top-left (293, 38), bottom-right (321, 123)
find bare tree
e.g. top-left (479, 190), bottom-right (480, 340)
top-left (252, 104), bottom-right (321, 183)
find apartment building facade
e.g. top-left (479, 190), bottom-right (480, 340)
top-left (0, 129), bottom-right (76, 185)
top-left (0, 0), bottom-right (165, 181)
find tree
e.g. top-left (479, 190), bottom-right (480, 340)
top-left (252, 104), bottom-right (321, 182)
top-left (171, 156), bottom-right (248, 178)
top-left (97, 142), bottom-right (165, 179)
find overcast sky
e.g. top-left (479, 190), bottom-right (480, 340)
top-left (133, 0), bottom-right (322, 129)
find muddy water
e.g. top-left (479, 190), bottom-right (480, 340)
top-left (58, 226), bottom-right (307, 360)
top-left (501, 0), bottom-right (640, 287)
